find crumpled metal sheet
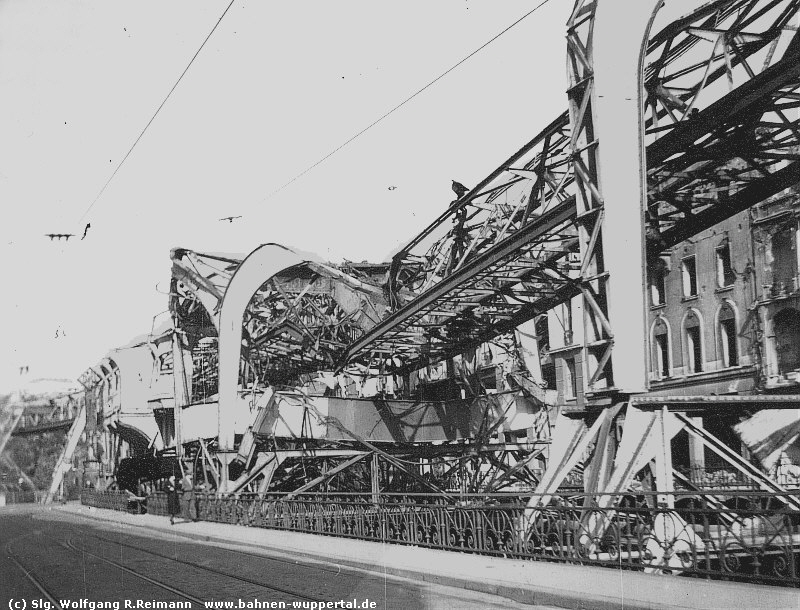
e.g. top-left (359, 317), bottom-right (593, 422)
top-left (734, 408), bottom-right (800, 470)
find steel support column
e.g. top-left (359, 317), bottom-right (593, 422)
top-left (567, 0), bottom-right (661, 393)
top-left (170, 325), bottom-right (189, 459)
top-left (217, 244), bottom-right (308, 452)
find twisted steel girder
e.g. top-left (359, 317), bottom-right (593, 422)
top-left (169, 247), bottom-right (388, 408)
top-left (339, 0), bottom-right (800, 390)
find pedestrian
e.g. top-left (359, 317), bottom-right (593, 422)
top-left (192, 479), bottom-right (205, 522)
top-left (180, 472), bottom-right (194, 520)
top-left (166, 474), bottom-right (181, 525)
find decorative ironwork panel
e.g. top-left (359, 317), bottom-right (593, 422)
top-left (82, 489), bottom-right (800, 586)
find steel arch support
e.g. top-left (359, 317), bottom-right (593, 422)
top-left (217, 244), bottom-right (309, 452)
top-left (568, 0), bottom-right (661, 393)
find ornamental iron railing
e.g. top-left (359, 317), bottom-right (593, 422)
top-left (678, 467), bottom-right (762, 490)
top-left (82, 489), bottom-right (800, 587)
top-left (1, 490), bottom-right (44, 504)
top-left (81, 489), bottom-right (131, 512)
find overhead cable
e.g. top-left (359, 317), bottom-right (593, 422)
top-left (260, 0), bottom-right (556, 202)
top-left (77, 0), bottom-right (238, 223)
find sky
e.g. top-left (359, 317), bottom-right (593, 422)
top-left (0, 1), bottom-right (698, 393)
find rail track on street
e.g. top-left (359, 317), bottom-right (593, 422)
top-left (87, 528), bottom-right (345, 576)
top-left (5, 530), bottom-right (206, 605)
top-left (69, 531), bottom-right (318, 603)
top-left (5, 536), bottom-right (62, 605)
top-left (1, 506), bottom-right (565, 609)
top-left (61, 539), bottom-right (206, 605)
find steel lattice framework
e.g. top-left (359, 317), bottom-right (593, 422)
top-left (170, 248), bottom-right (388, 388)
top-left (335, 120), bottom-right (580, 374)
top-left (340, 0), bottom-right (800, 393)
top-left (645, 0), bottom-right (800, 249)
top-left (346, 114), bottom-right (580, 369)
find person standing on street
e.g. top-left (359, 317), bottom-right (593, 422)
top-left (166, 475), bottom-right (181, 525)
top-left (180, 472), bottom-right (194, 520)
top-left (192, 478), bottom-right (205, 522)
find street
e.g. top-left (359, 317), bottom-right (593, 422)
top-left (0, 506), bottom-right (556, 610)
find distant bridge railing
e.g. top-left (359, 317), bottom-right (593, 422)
top-left (82, 489), bottom-right (800, 587)
top-left (1, 490), bottom-right (45, 504)
top-left (13, 418), bottom-right (76, 435)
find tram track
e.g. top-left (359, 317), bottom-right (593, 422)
top-left (67, 528), bottom-right (318, 603)
top-left (5, 527), bottom-right (205, 606)
top-left (54, 504), bottom-right (363, 579)
top-left (60, 539), bottom-right (205, 605)
top-left (63, 515), bottom-right (537, 606)
top-left (23, 513), bottom-right (362, 604)
top-left (5, 535), bottom-right (61, 605)
top-left (88, 526), bottom-right (344, 575)
top-left (11, 509), bottom-right (570, 609)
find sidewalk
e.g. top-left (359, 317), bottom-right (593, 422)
top-left (47, 503), bottom-right (798, 610)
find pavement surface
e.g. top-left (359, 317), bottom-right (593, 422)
top-left (28, 503), bottom-right (800, 609)
top-left (2, 504), bottom-right (555, 610)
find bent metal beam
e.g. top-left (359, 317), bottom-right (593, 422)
top-left (216, 244), bottom-right (309, 456)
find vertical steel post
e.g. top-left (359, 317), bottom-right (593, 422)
top-left (371, 453), bottom-right (380, 504)
top-left (171, 325), bottom-right (189, 459)
top-left (567, 0), bottom-right (662, 393)
top-left (687, 415), bottom-right (705, 482)
top-left (654, 405), bottom-right (675, 508)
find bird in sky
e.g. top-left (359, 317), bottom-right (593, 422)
top-left (451, 180), bottom-right (470, 199)
top-left (45, 233), bottom-right (75, 241)
top-left (81, 223), bottom-right (91, 240)
top-left (219, 216), bottom-right (242, 223)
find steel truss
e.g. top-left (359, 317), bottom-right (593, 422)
top-left (342, 116), bottom-right (580, 372)
top-left (129, 4), bottom-right (800, 562)
top-left (169, 247), bottom-right (556, 494)
top-left (646, 0), bottom-right (800, 248)
top-left (64, 5), bottom-right (800, 586)
top-left (340, 0), bottom-right (800, 394)
top-left (170, 248), bottom-right (388, 390)
top-left (185, 384), bottom-right (552, 499)
top-left (193, 442), bottom-right (547, 498)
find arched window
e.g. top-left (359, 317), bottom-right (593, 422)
top-left (652, 318), bottom-right (670, 378)
top-left (683, 310), bottom-right (704, 373)
top-left (774, 308), bottom-right (800, 374)
top-left (718, 303), bottom-right (738, 367)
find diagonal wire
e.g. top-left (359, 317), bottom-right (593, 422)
top-left (260, 0), bottom-right (555, 203)
top-left (78, 0), bottom-right (238, 223)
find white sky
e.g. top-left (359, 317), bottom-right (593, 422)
top-left (0, 1), bottom-right (697, 392)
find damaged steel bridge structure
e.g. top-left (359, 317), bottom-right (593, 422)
top-left (78, 0), bottom-right (800, 584)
